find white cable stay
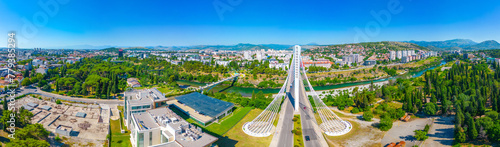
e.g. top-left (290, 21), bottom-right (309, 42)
top-left (301, 65), bottom-right (352, 136)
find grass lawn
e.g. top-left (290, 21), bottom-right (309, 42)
top-left (293, 115), bottom-right (304, 147)
top-left (170, 106), bottom-right (252, 136)
top-left (110, 109), bottom-right (132, 147)
top-left (205, 107), bottom-right (252, 135)
top-left (217, 108), bottom-right (273, 147)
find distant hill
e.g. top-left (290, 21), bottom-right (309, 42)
top-left (327, 41), bottom-right (428, 51)
top-left (408, 39), bottom-right (477, 48)
top-left (406, 39), bottom-right (500, 50)
top-left (153, 43), bottom-right (293, 51)
top-left (100, 47), bottom-right (121, 52)
top-left (462, 40), bottom-right (500, 50)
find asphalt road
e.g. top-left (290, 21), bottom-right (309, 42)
top-left (275, 97), bottom-right (294, 147)
top-left (273, 59), bottom-right (298, 147)
top-left (2, 86), bottom-right (123, 105)
top-left (298, 76), bottom-right (323, 147)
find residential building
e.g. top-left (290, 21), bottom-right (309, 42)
top-left (127, 78), bottom-right (142, 88)
top-left (390, 51), bottom-right (396, 60)
top-left (396, 51), bottom-right (402, 59)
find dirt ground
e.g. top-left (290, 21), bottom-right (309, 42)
top-left (327, 108), bottom-right (385, 147)
top-left (381, 117), bottom-right (433, 147)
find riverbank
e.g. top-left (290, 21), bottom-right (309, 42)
top-left (176, 60), bottom-right (448, 97)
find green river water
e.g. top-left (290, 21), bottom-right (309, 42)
top-left (177, 60), bottom-right (447, 97)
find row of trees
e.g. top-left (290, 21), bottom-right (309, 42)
top-left (205, 90), bottom-right (273, 110)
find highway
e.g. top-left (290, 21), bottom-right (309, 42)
top-left (298, 75), bottom-right (324, 147)
top-left (274, 97), bottom-right (294, 147)
top-left (272, 61), bottom-right (296, 147)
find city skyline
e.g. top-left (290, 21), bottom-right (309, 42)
top-left (1, 0), bottom-right (500, 48)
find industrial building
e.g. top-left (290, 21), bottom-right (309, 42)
top-left (172, 92), bottom-right (234, 126)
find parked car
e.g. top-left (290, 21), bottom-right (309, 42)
top-left (305, 136), bottom-right (310, 141)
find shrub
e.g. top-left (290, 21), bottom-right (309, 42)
top-left (424, 124), bottom-right (430, 132)
top-left (486, 111), bottom-right (499, 119)
top-left (55, 135), bottom-right (61, 142)
top-left (363, 111), bottom-right (373, 121)
top-left (294, 130), bottom-right (302, 135)
top-left (414, 130), bottom-right (428, 141)
top-left (351, 107), bottom-right (359, 113)
top-left (56, 100), bottom-right (62, 104)
top-left (379, 116), bottom-right (393, 131)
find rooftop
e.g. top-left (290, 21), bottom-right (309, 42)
top-left (76, 112), bottom-right (87, 118)
top-left (132, 113), bottom-right (160, 130)
top-left (40, 105), bottom-right (52, 110)
top-left (175, 92), bottom-right (234, 118)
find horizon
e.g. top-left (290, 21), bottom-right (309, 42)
top-left (1, 0), bottom-right (500, 48)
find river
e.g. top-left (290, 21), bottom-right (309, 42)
top-left (177, 60), bottom-right (447, 97)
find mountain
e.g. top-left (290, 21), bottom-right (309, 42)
top-left (406, 39), bottom-right (500, 50)
top-left (407, 39), bottom-right (478, 48)
top-left (43, 45), bottom-right (117, 49)
top-left (152, 43), bottom-right (293, 51)
top-left (462, 40), bottom-right (500, 50)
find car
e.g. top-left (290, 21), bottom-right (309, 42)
top-left (305, 136), bottom-right (310, 141)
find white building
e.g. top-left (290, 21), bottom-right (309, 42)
top-left (342, 54), bottom-right (363, 63)
top-left (390, 51), bottom-right (396, 60)
top-left (396, 51), bottom-right (402, 59)
top-left (215, 61), bottom-right (230, 67)
top-left (256, 53), bottom-right (263, 61)
top-left (269, 61), bottom-right (289, 70)
top-left (243, 51), bottom-right (251, 60)
top-left (129, 107), bottom-right (218, 147)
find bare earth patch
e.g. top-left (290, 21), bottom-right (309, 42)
top-left (326, 108), bottom-right (384, 147)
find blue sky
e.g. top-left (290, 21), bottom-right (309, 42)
top-left (1, 0), bottom-right (500, 48)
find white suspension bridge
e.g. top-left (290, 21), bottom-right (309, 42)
top-left (242, 45), bottom-right (352, 140)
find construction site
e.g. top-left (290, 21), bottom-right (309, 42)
top-left (16, 96), bottom-right (110, 146)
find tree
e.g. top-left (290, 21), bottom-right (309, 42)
top-left (486, 111), bottom-right (498, 120)
top-left (7, 138), bottom-right (50, 147)
top-left (21, 79), bottom-right (32, 86)
top-left (363, 111), bottom-right (373, 121)
top-left (3, 97), bottom-right (7, 111)
top-left (18, 108), bottom-right (33, 127)
top-left (55, 81), bottom-right (59, 92)
top-left (424, 102), bottom-right (437, 116)
top-left (379, 116), bottom-right (393, 131)
top-left (73, 82), bottom-right (82, 95)
top-left (455, 126), bottom-right (467, 143)
top-left (468, 116), bottom-right (478, 140)
top-left (7, 123), bottom-right (50, 147)
top-left (414, 130), bottom-right (428, 141)
top-left (81, 83), bottom-right (88, 96)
